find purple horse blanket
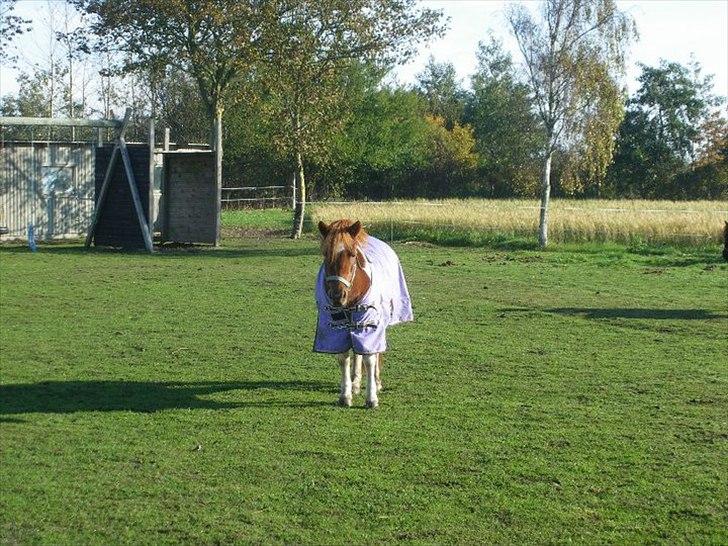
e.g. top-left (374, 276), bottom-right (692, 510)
top-left (314, 236), bottom-right (413, 354)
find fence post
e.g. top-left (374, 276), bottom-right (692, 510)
top-left (164, 127), bottom-right (170, 151)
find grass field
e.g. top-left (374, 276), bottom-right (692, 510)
top-left (1, 220), bottom-right (727, 543)
top-left (309, 199), bottom-right (728, 247)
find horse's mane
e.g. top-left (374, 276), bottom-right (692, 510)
top-left (321, 219), bottom-right (368, 264)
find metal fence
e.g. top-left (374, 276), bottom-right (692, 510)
top-left (221, 184), bottom-right (292, 209)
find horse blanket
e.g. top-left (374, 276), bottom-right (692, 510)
top-left (314, 236), bottom-right (413, 354)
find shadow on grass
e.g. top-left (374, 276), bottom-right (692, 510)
top-left (0, 380), bottom-right (333, 415)
top-left (546, 307), bottom-right (727, 320)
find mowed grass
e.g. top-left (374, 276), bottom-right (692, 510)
top-left (1, 230), bottom-right (727, 543)
top-left (309, 199), bottom-right (728, 247)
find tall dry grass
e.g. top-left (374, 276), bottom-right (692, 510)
top-left (309, 199), bottom-right (728, 246)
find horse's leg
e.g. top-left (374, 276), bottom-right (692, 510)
top-left (364, 353), bottom-right (379, 409)
top-left (337, 351), bottom-right (353, 407)
top-left (375, 353), bottom-right (383, 392)
top-left (352, 354), bottom-right (363, 395)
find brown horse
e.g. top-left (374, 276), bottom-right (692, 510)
top-left (317, 220), bottom-right (381, 407)
top-left (315, 219), bottom-right (413, 408)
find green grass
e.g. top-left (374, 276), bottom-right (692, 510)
top-left (1, 230), bottom-right (727, 543)
top-left (222, 208), bottom-right (292, 235)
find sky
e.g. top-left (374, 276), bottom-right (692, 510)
top-left (1, 0), bottom-right (727, 101)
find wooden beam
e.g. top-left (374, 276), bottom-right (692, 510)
top-left (117, 108), bottom-right (133, 140)
top-left (214, 112), bottom-right (222, 247)
top-left (148, 118), bottom-right (156, 234)
top-left (119, 137), bottom-right (154, 253)
top-left (0, 116), bottom-right (122, 129)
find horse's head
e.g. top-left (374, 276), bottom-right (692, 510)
top-left (319, 219), bottom-right (369, 307)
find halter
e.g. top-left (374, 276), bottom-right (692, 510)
top-left (325, 254), bottom-right (358, 288)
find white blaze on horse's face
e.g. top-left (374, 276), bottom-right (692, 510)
top-left (326, 246), bottom-right (356, 307)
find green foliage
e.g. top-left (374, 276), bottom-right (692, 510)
top-left (560, 59), bottom-right (625, 197)
top-left (607, 60), bottom-right (727, 199)
top-left (415, 57), bottom-right (467, 129)
top-left (420, 115), bottom-right (479, 197)
top-left (465, 37), bottom-right (544, 197)
top-left (1, 237), bottom-right (726, 543)
top-left (325, 85), bottom-right (431, 198)
top-left (73, 0), bottom-right (269, 117)
top-left (0, 0), bottom-right (31, 65)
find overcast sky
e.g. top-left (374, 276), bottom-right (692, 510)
top-left (1, 0), bottom-right (727, 102)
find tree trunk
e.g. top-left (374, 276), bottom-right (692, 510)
top-left (539, 149), bottom-right (552, 248)
top-left (291, 149), bottom-right (306, 239)
top-left (214, 108), bottom-right (223, 246)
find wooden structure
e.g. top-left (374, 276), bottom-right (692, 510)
top-left (1, 110), bottom-right (154, 252)
top-left (92, 143), bottom-right (153, 249)
top-left (85, 108), bottom-right (154, 252)
top-left (2, 111), bottom-right (219, 250)
top-left (162, 151), bottom-right (216, 244)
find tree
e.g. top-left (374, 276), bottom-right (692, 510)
top-left (0, 69), bottom-right (56, 140)
top-left (415, 56), bottom-right (466, 129)
top-left (607, 60), bottom-right (725, 198)
top-left (265, 0), bottom-right (446, 238)
top-left (465, 36), bottom-right (543, 197)
top-left (328, 85), bottom-right (432, 199)
top-left (420, 114), bottom-right (478, 197)
top-left (508, 0), bottom-right (635, 246)
top-left (72, 0), bottom-right (278, 245)
top-left (0, 0), bottom-right (31, 65)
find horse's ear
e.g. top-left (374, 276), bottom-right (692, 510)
top-left (347, 221), bottom-right (361, 238)
top-left (318, 221), bottom-right (329, 237)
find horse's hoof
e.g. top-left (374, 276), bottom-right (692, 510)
top-left (338, 395), bottom-right (352, 407)
top-left (352, 382), bottom-right (361, 395)
top-left (365, 399), bottom-right (379, 409)
top-left (376, 382), bottom-right (383, 393)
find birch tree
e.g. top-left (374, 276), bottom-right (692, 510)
top-left (508, 0), bottom-right (635, 246)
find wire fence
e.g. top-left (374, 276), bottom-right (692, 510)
top-left (221, 185), bottom-right (291, 208)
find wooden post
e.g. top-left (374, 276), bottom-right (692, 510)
top-left (164, 127), bottom-right (170, 151)
top-left (148, 118), bottom-right (156, 233)
top-left (214, 110), bottom-right (222, 247)
top-left (97, 127), bottom-right (103, 148)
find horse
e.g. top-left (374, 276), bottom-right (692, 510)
top-left (315, 219), bottom-right (413, 408)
